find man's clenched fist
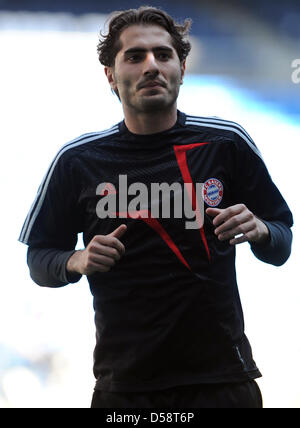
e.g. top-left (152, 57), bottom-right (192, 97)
top-left (66, 224), bottom-right (127, 275)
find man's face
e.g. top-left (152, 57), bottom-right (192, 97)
top-left (105, 24), bottom-right (186, 114)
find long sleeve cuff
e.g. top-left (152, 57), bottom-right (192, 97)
top-left (27, 247), bottom-right (82, 287)
top-left (250, 220), bottom-right (293, 266)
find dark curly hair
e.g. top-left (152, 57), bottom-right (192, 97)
top-left (97, 6), bottom-right (192, 67)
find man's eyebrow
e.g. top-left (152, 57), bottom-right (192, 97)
top-left (124, 46), bottom-right (174, 55)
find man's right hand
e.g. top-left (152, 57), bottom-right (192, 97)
top-left (66, 224), bottom-right (127, 275)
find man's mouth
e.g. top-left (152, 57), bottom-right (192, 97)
top-left (139, 80), bottom-right (166, 90)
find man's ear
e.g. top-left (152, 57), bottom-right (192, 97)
top-left (104, 66), bottom-right (120, 100)
top-left (104, 66), bottom-right (117, 91)
top-left (180, 60), bottom-right (186, 85)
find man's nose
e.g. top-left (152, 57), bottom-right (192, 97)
top-left (143, 52), bottom-right (159, 75)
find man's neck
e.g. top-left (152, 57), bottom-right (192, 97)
top-left (123, 106), bottom-right (178, 135)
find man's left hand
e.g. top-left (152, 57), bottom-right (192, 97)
top-left (206, 204), bottom-right (270, 246)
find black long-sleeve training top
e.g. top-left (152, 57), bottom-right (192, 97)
top-left (19, 111), bottom-right (293, 392)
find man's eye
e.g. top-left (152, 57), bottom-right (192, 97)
top-left (157, 52), bottom-right (170, 60)
top-left (127, 55), bottom-right (142, 62)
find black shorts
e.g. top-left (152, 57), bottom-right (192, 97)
top-left (91, 380), bottom-right (263, 409)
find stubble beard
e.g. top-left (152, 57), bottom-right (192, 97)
top-left (119, 75), bottom-right (181, 115)
top-left (135, 90), bottom-right (178, 114)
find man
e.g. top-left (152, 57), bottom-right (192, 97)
top-left (19, 7), bottom-right (293, 408)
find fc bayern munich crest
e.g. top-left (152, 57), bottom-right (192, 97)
top-left (202, 178), bottom-right (223, 207)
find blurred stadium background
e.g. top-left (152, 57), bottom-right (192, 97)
top-left (0, 0), bottom-right (299, 408)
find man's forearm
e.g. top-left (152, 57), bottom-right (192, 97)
top-left (250, 220), bottom-right (293, 266)
top-left (66, 249), bottom-right (85, 275)
top-left (27, 247), bottom-right (82, 287)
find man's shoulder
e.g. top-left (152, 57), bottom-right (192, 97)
top-left (60, 124), bottom-right (120, 155)
top-left (50, 124), bottom-right (121, 168)
top-left (183, 112), bottom-right (250, 140)
top-left (182, 112), bottom-right (262, 159)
